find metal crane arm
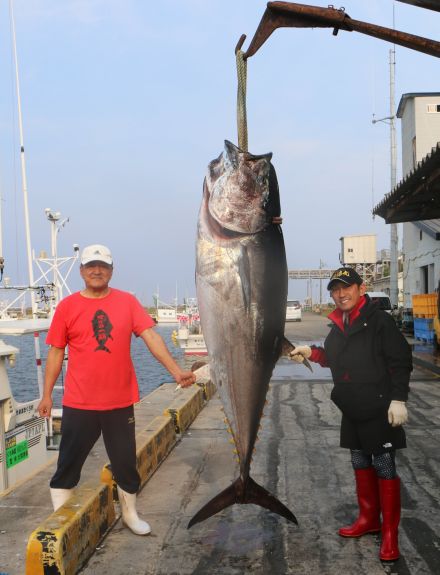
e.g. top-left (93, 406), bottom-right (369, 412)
top-left (241, 2), bottom-right (440, 59)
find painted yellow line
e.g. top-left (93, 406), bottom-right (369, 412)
top-left (26, 482), bottom-right (115, 575)
top-left (164, 385), bottom-right (204, 434)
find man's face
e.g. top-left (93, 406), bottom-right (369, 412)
top-left (80, 261), bottom-right (113, 291)
top-left (330, 281), bottom-right (366, 312)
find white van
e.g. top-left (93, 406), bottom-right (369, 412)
top-left (367, 292), bottom-right (392, 313)
top-left (286, 300), bottom-right (302, 322)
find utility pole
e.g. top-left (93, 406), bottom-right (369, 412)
top-left (372, 46), bottom-right (399, 308)
top-left (389, 47), bottom-right (399, 308)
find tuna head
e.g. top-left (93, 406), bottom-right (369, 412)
top-left (206, 140), bottom-right (274, 234)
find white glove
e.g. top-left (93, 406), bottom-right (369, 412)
top-left (388, 400), bottom-right (408, 427)
top-left (289, 345), bottom-right (312, 364)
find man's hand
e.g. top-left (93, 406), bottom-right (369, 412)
top-left (175, 370), bottom-right (197, 388)
top-left (289, 345), bottom-right (312, 364)
top-left (388, 400), bottom-right (408, 427)
top-left (38, 396), bottom-right (53, 418)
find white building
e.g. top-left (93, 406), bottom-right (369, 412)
top-left (339, 234), bottom-right (377, 288)
top-left (397, 93), bottom-right (440, 307)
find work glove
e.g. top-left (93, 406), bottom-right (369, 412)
top-left (388, 400), bottom-right (408, 427)
top-left (289, 345), bottom-right (312, 364)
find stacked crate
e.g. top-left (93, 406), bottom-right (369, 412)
top-left (412, 294), bottom-right (437, 342)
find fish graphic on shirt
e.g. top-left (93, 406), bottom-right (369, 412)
top-left (92, 309), bottom-right (113, 352)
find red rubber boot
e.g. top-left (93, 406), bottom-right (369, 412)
top-left (339, 468), bottom-right (381, 537)
top-left (379, 477), bottom-right (401, 561)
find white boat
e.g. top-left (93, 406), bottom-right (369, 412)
top-left (152, 290), bottom-right (179, 324)
top-left (0, 323), bottom-right (52, 493)
top-left (171, 310), bottom-right (208, 356)
top-left (156, 306), bottom-right (179, 324)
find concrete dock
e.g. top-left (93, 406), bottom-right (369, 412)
top-left (1, 312), bottom-right (439, 574)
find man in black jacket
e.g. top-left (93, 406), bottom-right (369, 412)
top-left (291, 267), bottom-right (412, 562)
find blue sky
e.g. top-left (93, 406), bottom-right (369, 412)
top-left (0, 0), bottom-right (439, 306)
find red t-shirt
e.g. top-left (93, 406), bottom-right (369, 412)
top-left (46, 289), bottom-right (155, 410)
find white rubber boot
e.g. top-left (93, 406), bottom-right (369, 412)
top-left (50, 487), bottom-right (74, 511)
top-left (117, 486), bottom-right (151, 535)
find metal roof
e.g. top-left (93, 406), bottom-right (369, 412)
top-left (396, 1), bottom-right (440, 13)
top-left (373, 143), bottom-right (440, 223)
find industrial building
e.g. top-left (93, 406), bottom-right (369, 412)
top-left (374, 92), bottom-right (440, 308)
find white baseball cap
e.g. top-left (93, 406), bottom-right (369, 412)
top-left (81, 244), bottom-right (113, 266)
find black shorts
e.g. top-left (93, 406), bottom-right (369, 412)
top-left (340, 411), bottom-right (406, 454)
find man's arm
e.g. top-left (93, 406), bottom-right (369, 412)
top-left (140, 328), bottom-right (196, 388)
top-left (37, 346), bottom-right (65, 418)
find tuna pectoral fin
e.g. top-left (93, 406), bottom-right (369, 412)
top-left (280, 336), bottom-right (313, 372)
top-left (187, 476), bottom-right (298, 528)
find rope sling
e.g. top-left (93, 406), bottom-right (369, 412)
top-left (235, 49), bottom-right (248, 152)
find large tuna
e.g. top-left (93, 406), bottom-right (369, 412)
top-left (189, 140), bottom-right (305, 528)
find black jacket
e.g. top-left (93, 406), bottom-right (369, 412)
top-left (323, 295), bottom-right (412, 421)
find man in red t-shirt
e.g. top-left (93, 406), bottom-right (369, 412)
top-left (38, 244), bottom-right (196, 535)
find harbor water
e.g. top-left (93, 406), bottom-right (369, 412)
top-left (3, 324), bottom-right (188, 407)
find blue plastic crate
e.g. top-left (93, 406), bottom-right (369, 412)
top-left (414, 318), bottom-right (434, 331)
top-left (414, 327), bottom-right (435, 342)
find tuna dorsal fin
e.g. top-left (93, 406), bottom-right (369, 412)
top-left (187, 476), bottom-right (297, 528)
top-left (280, 336), bottom-right (313, 372)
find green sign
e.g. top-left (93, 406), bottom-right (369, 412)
top-left (6, 440), bottom-right (29, 468)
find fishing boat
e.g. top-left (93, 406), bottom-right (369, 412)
top-left (156, 306), bottom-right (179, 324)
top-left (171, 309), bottom-right (208, 356)
top-left (152, 290), bottom-right (179, 324)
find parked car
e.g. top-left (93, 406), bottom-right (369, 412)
top-left (367, 291), bottom-right (392, 313)
top-left (286, 300), bottom-right (302, 322)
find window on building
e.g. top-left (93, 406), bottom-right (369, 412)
top-left (420, 265), bottom-right (429, 294)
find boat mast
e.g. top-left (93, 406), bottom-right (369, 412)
top-left (10, 0), bottom-right (36, 317)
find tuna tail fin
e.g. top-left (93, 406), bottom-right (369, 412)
top-left (187, 476), bottom-right (298, 528)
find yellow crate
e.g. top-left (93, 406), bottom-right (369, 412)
top-left (412, 293), bottom-right (437, 318)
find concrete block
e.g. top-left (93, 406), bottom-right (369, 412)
top-left (147, 414), bottom-right (177, 466)
top-left (100, 415), bottom-right (176, 492)
top-left (197, 379), bottom-right (216, 401)
top-left (164, 386), bottom-right (204, 433)
top-left (26, 482), bottom-right (115, 575)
